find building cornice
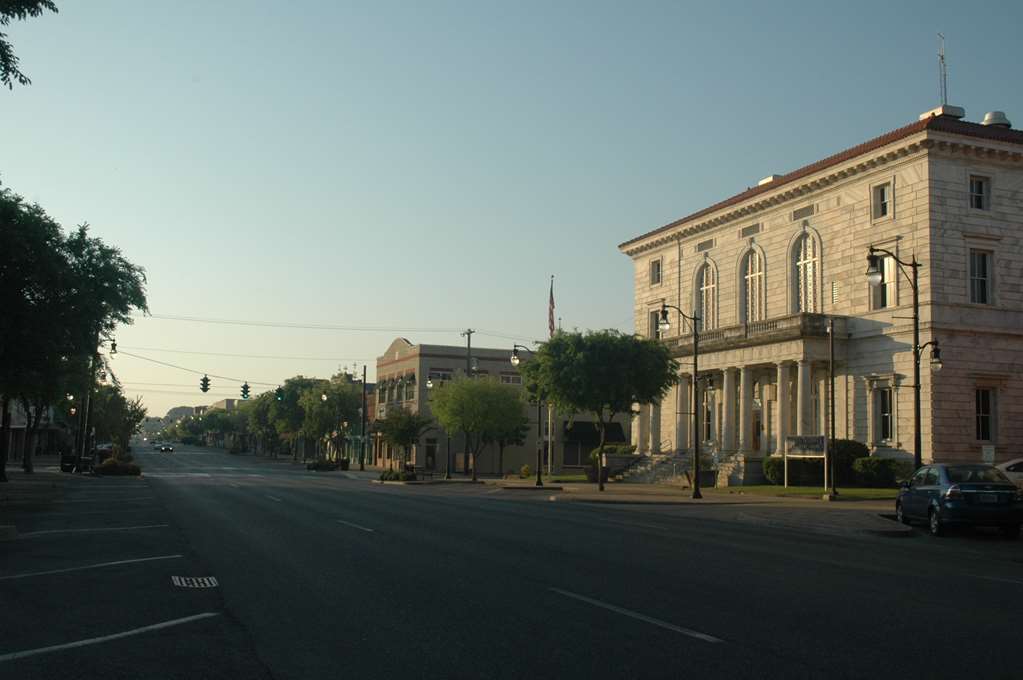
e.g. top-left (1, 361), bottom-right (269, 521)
top-left (620, 117), bottom-right (1023, 259)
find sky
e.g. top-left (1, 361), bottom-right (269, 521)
top-left (4, 0), bottom-right (1022, 417)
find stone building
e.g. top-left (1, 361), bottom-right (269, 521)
top-left (618, 105), bottom-right (1023, 477)
top-left (373, 338), bottom-right (628, 474)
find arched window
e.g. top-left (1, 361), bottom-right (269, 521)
top-left (695, 263), bottom-right (717, 330)
top-left (742, 250), bottom-right (764, 323)
top-left (794, 233), bottom-right (819, 313)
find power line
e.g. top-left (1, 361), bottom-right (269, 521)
top-left (119, 346), bottom-right (370, 362)
top-left (130, 313), bottom-right (536, 344)
top-left (117, 351), bottom-right (278, 386)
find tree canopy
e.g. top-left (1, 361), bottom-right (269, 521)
top-left (375, 407), bottom-right (433, 468)
top-left (520, 330), bottom-right (678, 489)
top-left (1, 1), bottom-right (58, 88)
top-left (431, 376), bottom-right (526, 480)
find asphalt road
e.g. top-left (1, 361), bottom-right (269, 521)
top-left (4, 445), bottom-right (1023, 679)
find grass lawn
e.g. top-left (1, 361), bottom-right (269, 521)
top-left (709, 485), bottom-right (899, 501)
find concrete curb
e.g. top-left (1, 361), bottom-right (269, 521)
top-left (497, 485), bottom-right (564, 491)
top-left (370, 479), bottom-right (485, 486)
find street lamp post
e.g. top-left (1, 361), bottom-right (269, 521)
top-left (658, 303), bottom-right (702, 499)
top-left (511, 345), bottom-right (543, 488)
top-left (866, 249), bottom-right (943, 470)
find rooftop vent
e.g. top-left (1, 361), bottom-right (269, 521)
top-left (918, 104), bottom-right (965, 121)
top-left (980, 111), bottom-right (1011, 128)
top-left (757, 174), bottom-right (782, 186)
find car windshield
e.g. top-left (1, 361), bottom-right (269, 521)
top-left (946, 465), bottom-right (1011, 483)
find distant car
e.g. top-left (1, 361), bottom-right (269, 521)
top-left (153, 441), bottom-right (162, 450)
top-left (159, 444), bottom-right (174, 452)
top-left (995, 458), bottom-right (1023, 488)
top-left (896, 463), bottom-right (1023, 537)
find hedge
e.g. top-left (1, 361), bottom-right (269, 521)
top-left (852, 457), bottom-right (899, 488)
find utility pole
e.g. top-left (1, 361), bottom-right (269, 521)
top-left (461, 329), bottom-right (475, 475)
top-left (360, 364), bottom-right (367, 471)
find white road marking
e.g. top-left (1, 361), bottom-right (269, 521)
top-left (265, 495), bottom-right (282, 502)
top-left (549, 588), bottom-right (723, 643)
top-left (0, 612), bottom-right (220, 663)
top-left (229, 483), bottom-right (241, 488)
top-left (0, 555), bottom-right (183, 581)
top-left (336, 519), bottom-right (375, 533)
top-left (171, 575), bottom-right (219, 588)
top-left (55, 497), bottom-right (154, 504)
top-left (20, 524), bottom-right (169, 537)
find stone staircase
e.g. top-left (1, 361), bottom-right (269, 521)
top-left (618, 453), bottom-right (692, 485)
top-left (714, 453), bottom-right (766, 487)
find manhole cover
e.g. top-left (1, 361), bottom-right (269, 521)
top-left (172, 576), bottom-right (219, 588)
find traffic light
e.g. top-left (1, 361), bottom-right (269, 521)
top-left (200, 374), bottom-right (211, 393)
top-left (241, 382), bottom-right (251, 400)
top-left (275, 386), bottom-right (284, 401)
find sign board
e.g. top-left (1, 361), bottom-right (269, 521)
top-left (981, 445), bottom-right (996, 464)
top-left (785, 435), bottom-right (826, 456)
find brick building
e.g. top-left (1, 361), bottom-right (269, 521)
top-left (619, 105), bottom-right (1023, 479)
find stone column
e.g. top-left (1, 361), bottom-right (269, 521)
top-left (721, 368), bottom-right (736, 452)
top-left (739, 366), bottom-right (753, 452)
top-left (650, 402), bottom-right (662, 454)
top-left (796, 360), bottom-right (812, 435)
top-left (776, 363), bottom-right (789, 454)
top-left (631, 403), bottom-right (650, 454)
top-left (676, 374), bottom-right (691, 453)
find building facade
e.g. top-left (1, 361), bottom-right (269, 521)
top-left (619, 105), bottom-right (1023, 475)
top-left (372, 338), bottom-right (628, 475)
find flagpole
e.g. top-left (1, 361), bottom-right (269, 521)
top-left (548, 275), bottom-right (555, 475)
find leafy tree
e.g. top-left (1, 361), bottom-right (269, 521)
top-left (269, 376), bottom-right (321, 459)
top-left (1, 1), bottom-right (57, 89)
top-left (375, 407), bottom-right (433, 470)
top-left (91, 384), bottom-right (147, 454)
top-left (431, 376), bottom-right (525, 481)
top-left (520, 330), bottom-right (678, 490)
top-left (483, 393), bottom-right (530, 476)
top-left (0, 186), bottom-right (146, 480)
top-left (299, 377), bottom-right (362, 461)
top-left (247, 392), bottom-right (279, 456)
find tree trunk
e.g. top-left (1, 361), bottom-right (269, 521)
top-left (596, 417), bottom-right (608, 492)
top-left (0, 397), bottom-right (10, 482)
top-left (499, 444), bottom-right (504, 478)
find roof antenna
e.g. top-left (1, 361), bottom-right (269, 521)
top-left (938, 33), bottom-right (948, 106)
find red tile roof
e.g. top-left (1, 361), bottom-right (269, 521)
top-left (619, 115), bottom-right (1023, 250)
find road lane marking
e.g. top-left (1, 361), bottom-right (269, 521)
top-left (229, 483), bottom-right (241, 488)
top-left (336, 519), bottom-right (375, 533)
top-left (974, 574), bottom-right (1023, 586)
top-left (0, 555), bottom-right (183, 581)
top-left (20, 524), bottom-right (169, 537)
top-left (0, 612), bottom-right (220, 663)
top-left (265, 495), bottom-right (282, 502)
top-left (549, 588), bottom-right (723, 643)
top-left (55, 497), bottom-right (154, 504)
top-left (172, 576), bottom-right (219, 588)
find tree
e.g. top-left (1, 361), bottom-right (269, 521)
top-left (483, 395), bottom-right (530, 477)
top-left (269, 376), bottom-right (321, 459)
top-left (431, 376), bottom-right (526, 481)
top-left (520, 330), bottom-right (678, 490)
top-left (247, 393), bottom-right (279, 456)
top-left (1, 1), bottom-right (57, 89)
top-left (299, 377), bottom-right (362, 461)
top-left (0, 186), bottom-right (147, 480)
top-left (91, 384), bottom-right (147, 454)
top-left (375, 407), bottom-right (433, 471)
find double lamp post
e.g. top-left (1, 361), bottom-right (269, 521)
top-left (657, 303), bottom-right (703, 500)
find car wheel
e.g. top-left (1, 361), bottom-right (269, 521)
top-left (1001, 524), bottom-right (1021, 540)
top-left (928, 508), bottom-right (944, 537)
top-left (896, 502), bottom-right (911, 525)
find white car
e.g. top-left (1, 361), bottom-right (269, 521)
top-left (996, 458), bottom-right (1023, 488)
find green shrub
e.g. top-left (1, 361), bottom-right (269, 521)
top-left (892, 459), bottom-right (915, 482)
top-left (379, 469), bottom-right (417, 481)
top-left (519, 464), bottom-right (531, 479)
top-left (307, 460), bottom-right (338, 471)
top-left (831, 439), bottom-right (869, 485)
top-left (852, 457), bottom-right (898, 487)
top-left (95, 458), bottom-right (141, 476)
top-left (763, 456), bottom-right (824, 486)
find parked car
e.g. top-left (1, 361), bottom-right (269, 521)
top-left (159, 444), bottom-right (174, 452)
top-left (896, 464), bottom-right (1023, 537)
top-left (995, 458), bottom-right (1023, 488)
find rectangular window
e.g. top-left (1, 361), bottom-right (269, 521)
top-left (969, 176), bottom-right (990, 210)
top-left (976, 388), bottom-right (994, 441)
top-left (871, 255), bottom-right (897, 309)
top-left (500, 374), bottom-right (522, 385)
top-left (696, 238), bottom-right (714, 253)
top-left (649, 310), bottom-right (661, 339)
top-left (740, 223), bottom-right (762, 238)
top-left (969, 249), bottom-right (992, 304)
top-left (791, 205), bottom-right (814, 221)
top-left (872, 183), bottom-right (892, 220)
top-left (649, 259), bottom-right (662, 286)
top-left (876, 388), bottom-right (893, 442)
top-left (428, 369), bottom-right (453, 383)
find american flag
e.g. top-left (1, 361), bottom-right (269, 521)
top-left (548, 276), bottom-right (555, 338)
